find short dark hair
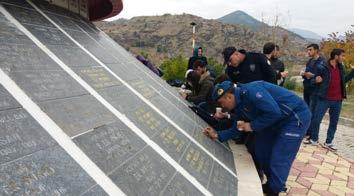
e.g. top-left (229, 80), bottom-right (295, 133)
top-left (330, 48), bottom-right (345, 60)
top-left (222, 46), bottom-right (237, 65)
top-left (275, 45), bottom-right (280, 51)
top-left (193, 60), bottom-right (207, 69)
top-left (307, 43), bottom-right (319, 50)
top-left (263, 42), bottom-right (276, 54)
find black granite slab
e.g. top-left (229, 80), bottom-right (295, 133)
top-left (0, 44), bottom-right (62, 73)
top-left (109, 147), bottom-right (175, 195)
top-left (0, 108), bottom-right (56, 164)
top-left (39, 95), bottom-right (116, 137)
top-left (0, 146), bottom-right (96, 195)
top-left (3, 4), bottom-right (54, 28)
top-left (0, 85), bottom-right (21, 111)
top-left (73, 121), bottom-right (146, 173)
top-left (8, 70), bottom-right (88, 102)
top-left (162, 173), bottom-right (204, 196)
top-left (74, 66), bottom-right (121, 90)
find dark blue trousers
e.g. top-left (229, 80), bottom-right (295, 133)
top-left (254, 107), bottom-right (311, 192)
top-left (310, 98), bottom-right (342, 143)
top-left (306, 95), bottom-right (318, 136)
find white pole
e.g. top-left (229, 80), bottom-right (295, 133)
top-left (192, 25), bottom-right (195, 50)
top-left (190, 22), bottom-right (196, 55)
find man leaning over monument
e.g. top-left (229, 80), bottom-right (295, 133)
top-left (203, 81), bottom-right (311, 196)
top-left (223, 46), bottom-right (277, 84)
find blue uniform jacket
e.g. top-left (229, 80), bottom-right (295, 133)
top-left (218, 81), bottom-right (306, 142)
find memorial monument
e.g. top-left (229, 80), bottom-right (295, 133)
top-left (0, 0), bottom-right (238, 195)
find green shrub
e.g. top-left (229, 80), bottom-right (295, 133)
top-left (207, 57), bottom-right (225, 77)
top-left (284, 78), bottom-right (296, 91)
top-left (160, 55), bottom-right (188, 81)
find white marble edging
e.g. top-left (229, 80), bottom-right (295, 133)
top-left (228, 141), bottom-right (263, 196)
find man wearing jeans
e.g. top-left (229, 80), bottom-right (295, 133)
top-left (305, 49), bottom-right (353, 150)
top-left (301, 44), bottom-right (326, 138)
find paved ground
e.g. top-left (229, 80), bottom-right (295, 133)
top-left (319, 120), bottom-right (354, 161)
top-left (280, 120), bottom-right (354, 196)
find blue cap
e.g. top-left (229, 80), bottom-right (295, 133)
top-left (212, 81), bottom-right (235, 102)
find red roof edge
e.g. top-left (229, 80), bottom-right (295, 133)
top-left (89, 0), bottom-right (123, 21)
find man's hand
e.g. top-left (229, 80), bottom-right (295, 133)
top-left (203, 127), bottom-right (218, 141)
top-left (300, 70), bottom-right (305, 76)
top-left (315, 76), bottom-right (323, 83)
top-left (350, 64), bottom-right (354, 69)
top-left (179, 91), bottom-right (188, 99)
top-left (280, 71), bottom-right (288, 78)
top-left (214, 112), bottom-right (229, 120)
top-left (237, 121), bottom-right (253, 132)
top-left (304, 72), bottom-right (315, 79)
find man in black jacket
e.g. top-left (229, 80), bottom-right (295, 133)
top-left (223, 47), bottom-right (276, 84)
top-left (270, 45), bottom-right (288, 86)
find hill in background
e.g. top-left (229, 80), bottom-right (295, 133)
top-left (96, 13), bottom-right (308, 66)
top-left (217, 10), bottom-right (267, 30)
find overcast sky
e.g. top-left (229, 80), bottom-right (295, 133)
top-left (109, 0), bottom-right (354, 37)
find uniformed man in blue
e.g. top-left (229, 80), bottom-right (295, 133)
top-left (203, 81), bottom-right (311, 196)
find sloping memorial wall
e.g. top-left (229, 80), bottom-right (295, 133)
top-left (0, 0), bottom-right (238, 195)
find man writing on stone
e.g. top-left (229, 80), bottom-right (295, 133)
top-left (204, 81), bottom-right (311, 196)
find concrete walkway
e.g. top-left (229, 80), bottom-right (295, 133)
top-left (282, 143), bottom-right (354, 196)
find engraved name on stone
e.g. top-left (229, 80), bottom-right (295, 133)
top-left (134, 107), bottom-right (161, 130)
top-left (79, 67), bottom-right (120, 89)
top-left (131, 80), bottom-right (155, 99)
top-left (159, 126), bottom-right (186, 153)
top-left (1, 163), bottom-right (67, 195)
top-left (90, 126), bottom-right (132, 156)
top-left (125, 153), bottom-right (169, 193)
top-left (185, 148), bottom-right (210, 175)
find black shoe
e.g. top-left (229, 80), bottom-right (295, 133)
top-left (262, 184), bottom-right (269, 193)
top-left (262, 184), bottom-right (279, 196)
top-left (266, 192), bottom-right (279, 196)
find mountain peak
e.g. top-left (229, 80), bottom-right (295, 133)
top-left (217, 10), bottom-right (267, 30)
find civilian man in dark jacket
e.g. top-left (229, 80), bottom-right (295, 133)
top-left (180, 60), bottom-right (214, 104)
top-left (223, 47), bottom-right (276, 84)
top-left (301, 44), bottom-right (326, 138)
top-left (302, 44), bottom-right (326, 105)
top-left (305, 49), bottom-right (353, 150)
